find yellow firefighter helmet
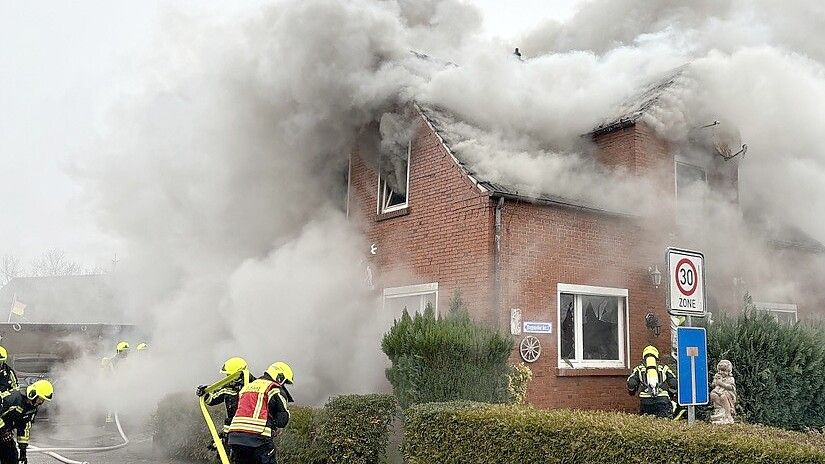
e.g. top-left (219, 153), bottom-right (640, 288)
top-left (116, 341), bottom-right (130, 353)
top-left (136, 343), bottom-right (149, 351)
top-left (265, 361), bottom-right (294, 385)
top-left (27, 380), bottom-right (53, 402)
top-left (0, 346), bottom-right (8, 362)
top-left (642, 345), bottom-right (659, 360)
top-left (221, 357), bottom-right (248, 376)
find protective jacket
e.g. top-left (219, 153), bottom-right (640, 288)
top-left (227, 378), bottom-right (290, 447)
top-left (627, 363), bottom-right (677, 399)
top-left (0, 366), bottom-right (18, 394)
top-left (0, 389), bottom-right (38, 445)
top-left (205, 373), bottom-right (255, 432)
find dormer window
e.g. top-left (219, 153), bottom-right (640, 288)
top-left (378, 141), bottom-right (410, 214)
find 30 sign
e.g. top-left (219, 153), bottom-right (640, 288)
top-left (667, 248), bottom-right (706, 317)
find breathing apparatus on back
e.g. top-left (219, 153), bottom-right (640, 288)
top-left (642, 345), bottom-right (661, 396)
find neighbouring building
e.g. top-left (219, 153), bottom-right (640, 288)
top-left (347, 68), bottom-right (825, 411)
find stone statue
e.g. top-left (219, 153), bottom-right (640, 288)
top-left (710, 360), bottom-right (737, 424)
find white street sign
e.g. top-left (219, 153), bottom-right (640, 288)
top-left (667, 248), bottom-right (706, 317)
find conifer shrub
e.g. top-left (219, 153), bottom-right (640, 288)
top-left (706, 305), bottom-right (825, 430)
top-left (381, 292), bottom-right (514, 409)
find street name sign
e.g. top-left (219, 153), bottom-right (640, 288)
top-left (676, 326), bottom-right (709, 407)
top-left (667, 247), bottom-right (706, 317)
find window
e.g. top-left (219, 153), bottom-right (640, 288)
top-left (383, 283), bottom-right (438, 318)
top-left (377, 141), bottom-right (410, 213)
top-left (558, 284), bottom-right (628, 369)
top-left (754, 302), bottom-right (798, 324)
top-left (675, 161), bottom-right (707, 220)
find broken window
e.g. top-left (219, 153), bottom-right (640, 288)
top-left (376, 111), bottom-right (414, 214)
top-left (378, 140), bottom-right (410, 213)
top-left (675, 161), bottom-right (707, 220)
top-left (383, 283), bottom-right (438, 318)
top-left (558, 285), bottom-right (627, 369)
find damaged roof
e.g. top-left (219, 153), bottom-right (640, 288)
top-left (416, 103), bottom-right (634, 216)
top-left (593, 64), bottom-right (689, 135)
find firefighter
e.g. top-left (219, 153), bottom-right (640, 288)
top-left (196, 357), bottom-right (254, 454)
top-left (227, 361), bottom-right (293, 464)
top-left (0, 348), bottom-right (18, 393)
top-left (627, 345), bottom-right (677, 418)
top-left (0, 380), bottom-right (53, 464)
top-left (113, 341), bottom-right (129, 366)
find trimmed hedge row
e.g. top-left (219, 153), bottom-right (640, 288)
top-left (404, 402), bottom-right (825, 463)
top-left (153, 392), bottom-right (398, 464)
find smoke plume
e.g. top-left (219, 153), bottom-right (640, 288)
top-left (52, 0), bottom-right (825, 421)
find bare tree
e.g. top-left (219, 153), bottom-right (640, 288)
top-left (30, 249), bottom-right (82, 277)
top-left (0, 255), bottom-right (21, 285)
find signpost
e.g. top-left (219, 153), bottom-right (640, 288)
top-left (667, 247), bottom-right (708, 425)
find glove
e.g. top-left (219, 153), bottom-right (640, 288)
top-left (196, 385), bottom-right (207, 397)
top-left (17, 443), bottom-right (26, 464)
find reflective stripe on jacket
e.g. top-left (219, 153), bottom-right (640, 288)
top-left (228, 379), bottom-right (282, 437)
top-left (627, 364), bottom-right (676, 398)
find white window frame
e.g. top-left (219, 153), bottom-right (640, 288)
top-left (674, 159), bottom-right (708, 203)
top-left (383, 282), bottom-right (438, 316)
top-left (753, 302), bottom-right (798, 323)
top-left (377, 141), bottom-right (411, 214)
top-left (557, 284), bottom-right (629, 369)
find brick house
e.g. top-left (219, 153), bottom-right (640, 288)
top-left (346, 72), bottom-right (824, 411)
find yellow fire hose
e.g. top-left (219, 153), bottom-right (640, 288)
top-left (199, 370), bottom-right (247, 464)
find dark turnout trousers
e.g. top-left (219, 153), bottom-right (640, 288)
top-left (640, 397), bottom-right (673, 418)
top-left (230, 442), bottom-right (276, 464)
top-left (0, 440), bottom-right (17, 464)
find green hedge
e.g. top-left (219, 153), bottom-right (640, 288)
top-left (319, 394), bottom-right (398, 463)
top-left (706, 307), bottom-right (825, 429)
top-left (382, 293), bottom-right (513, 408)
top-left (153, 392), bottom-right (225, 462)
top-left (404, 402), bottom-right (825, 463)
top-left (153, 392), bottom-right (396, 464)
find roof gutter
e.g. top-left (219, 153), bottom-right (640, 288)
top-left (489, 191), bottom-right (636, 219)
top-left (589, 118), bottom-right (637, 138)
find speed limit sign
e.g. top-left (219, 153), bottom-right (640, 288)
top-left (666, 247), bottom-right (706, 317)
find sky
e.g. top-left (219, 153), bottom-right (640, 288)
top-left (0, 0), bottom-right (580, 270)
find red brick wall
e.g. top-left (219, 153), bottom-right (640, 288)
top-left (499, 200), bottom-right (670, 411)
top-left (348, 115), bottom-right (498, 325)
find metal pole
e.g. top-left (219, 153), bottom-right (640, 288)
top-left (687, 315), bottom-right (695, 426)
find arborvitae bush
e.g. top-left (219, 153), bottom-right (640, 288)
top-left (706, 305), bottom-right (825, 430)
top-left (381, 292), bottom-right (514, 409)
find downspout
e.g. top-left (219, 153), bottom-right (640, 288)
top-left (494, 196), bottom-right (504, 330)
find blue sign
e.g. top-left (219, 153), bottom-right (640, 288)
top-left (676, 327), bottom-right (709, 406)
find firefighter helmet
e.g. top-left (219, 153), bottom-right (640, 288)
top-left (0, 346), bottom-right (8, 362)
top-left (220, 357), bottom-right (248, 376)
top-left (642, 345), bottom-right (659, 360)
top-left (27, 380), bottom-right (53, 402)
top-left (116, 341), bottom-right (130, 353)
top-left (265, 361), bottom-right (294, 385)
top-left (136, 343), bottom-right (149, 351)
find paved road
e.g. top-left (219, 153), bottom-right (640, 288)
top-left (28, 422), bottom-right (199, 464)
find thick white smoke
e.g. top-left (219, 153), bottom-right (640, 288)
top-left (53, 0), bottom-right (825, 422)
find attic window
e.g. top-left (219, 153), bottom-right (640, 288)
top-left (377, 141), bottom-right (411, 214)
